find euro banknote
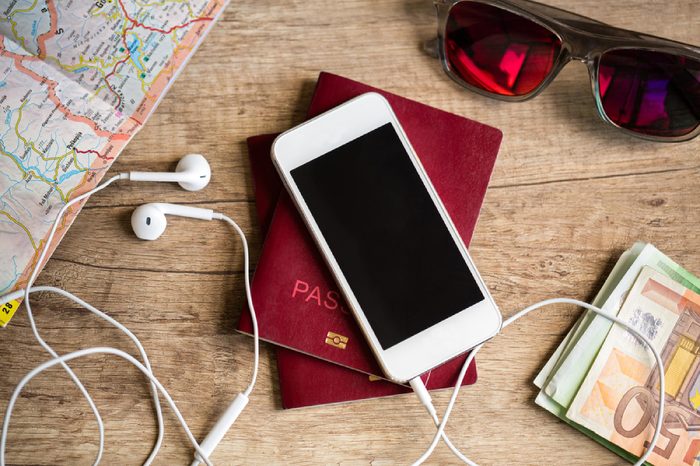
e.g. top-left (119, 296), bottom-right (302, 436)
top-left (537, 243), bottom-right (700, 409)
top-left (535, 244), bottom-right (700, 462)
top-left (567, 267), bottom-right (700, 465)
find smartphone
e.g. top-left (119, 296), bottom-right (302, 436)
top-left (272, 92), bottom-right (501, 383)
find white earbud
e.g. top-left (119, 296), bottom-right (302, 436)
top-left (131, 203), bottom-right (214, 240)
top-left (128, 154), bottom-right (211, 191)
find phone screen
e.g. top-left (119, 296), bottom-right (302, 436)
top-left (291, 122), bottom-right (485, 350)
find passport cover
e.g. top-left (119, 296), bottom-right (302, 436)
top-left (248, 133), bottom-right (481, 407)
top-left (239, 72), bottom-right (503, 407)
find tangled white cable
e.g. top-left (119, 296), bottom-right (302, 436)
top-left (0, 161), bottom-right (664, 465)
top-left (0, 172), bottom-right (259, 466)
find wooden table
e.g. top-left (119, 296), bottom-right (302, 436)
top-left (1, 0), bottom-right (698, 464)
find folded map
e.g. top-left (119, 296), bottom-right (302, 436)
top-left (0, 0), bottom-right (228, 325)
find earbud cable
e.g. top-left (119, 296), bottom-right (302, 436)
top-left (1, 174), bottom-right (163, 466)
top-left (1, 347), bottom-right (215, 466)
top-left (0, 181), bottom-right (260, 465)
top-left (214, 213), bottom-right (259, 397)
top-left (9, 173), bottom-right (138, 466)
top-left (0, 285), bottom-right (164, 465)
top-left (411, 298), bottom-right (665, 466)
top-left (0, 175), bottom-right (663, 466)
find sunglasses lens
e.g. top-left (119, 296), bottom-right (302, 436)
top-left (445, 1), bottom-right (562, 97)
top-left (598, 49), bottom-right (700, 138)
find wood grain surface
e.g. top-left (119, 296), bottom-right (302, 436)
top-left (1, 0), bottom-right (699, 464)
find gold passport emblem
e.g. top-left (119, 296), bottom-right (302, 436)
top-left (325, 331), bottom-right (348, 349)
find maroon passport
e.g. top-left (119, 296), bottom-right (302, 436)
top-left (239, 72), bottom-right (502, 407)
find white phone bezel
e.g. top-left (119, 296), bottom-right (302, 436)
top-left (271, 92), bottom-right (502, 383)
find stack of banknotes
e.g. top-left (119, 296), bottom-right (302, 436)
top-left (535, 242), bottom-right (700, 465)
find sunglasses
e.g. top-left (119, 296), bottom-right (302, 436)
top-left (426, 0), bottom-right (700, 142)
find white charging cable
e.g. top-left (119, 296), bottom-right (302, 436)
top-left (409, 378), bottom-right (478, 464)
top-left (410, 298), bottom-right (666, 466)
top-left (0, 176), bottom-right (260, 465)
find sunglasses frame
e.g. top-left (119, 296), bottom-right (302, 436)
top-left (430, 0), bottom-right (700, 142)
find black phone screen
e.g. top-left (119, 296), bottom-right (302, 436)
top-left (291, 123), bottom-right (484, 349)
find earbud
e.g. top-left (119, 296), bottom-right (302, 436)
top-left (131, 203), bottom-right (215, 240)
top-left (128, 154), bottom-right (211, 191)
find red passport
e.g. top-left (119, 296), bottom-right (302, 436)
top-left (239, 72), bottom-right (502, 407)
top-left (246, 135), bottom-right (466, 408)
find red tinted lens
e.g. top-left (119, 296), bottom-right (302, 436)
top-left (598, 49), bottom-right (700, 138)
top-left (445, 1), bottom-right (562, 97)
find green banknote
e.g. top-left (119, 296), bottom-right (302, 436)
top-left (540, 243), bottom-right (700, 408)
top-left (534, 242), bottom-right (647, 389)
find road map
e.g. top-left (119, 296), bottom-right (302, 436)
top-left (0, 0), bottom-right (228, 325)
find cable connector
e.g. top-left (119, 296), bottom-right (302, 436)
top-left (409, 377), bottom-right (437, 418)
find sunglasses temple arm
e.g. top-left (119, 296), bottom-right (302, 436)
top-left (423, 37), bottom-right (440, 59)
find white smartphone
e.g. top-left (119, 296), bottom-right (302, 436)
top-left (272, 92), bottom-right (501, 383)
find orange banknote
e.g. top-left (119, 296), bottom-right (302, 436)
top-left (568, 266), bottom-right (700, 465)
